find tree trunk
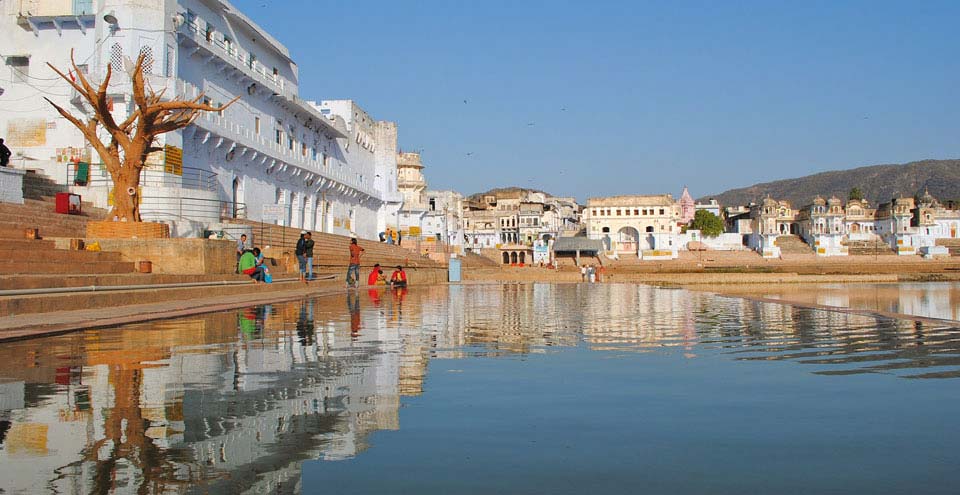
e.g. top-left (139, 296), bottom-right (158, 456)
top-left (109, 165), bottom-right (142, 222)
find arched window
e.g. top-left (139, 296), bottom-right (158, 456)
top-left (646, 226), bottom-right (654, 233)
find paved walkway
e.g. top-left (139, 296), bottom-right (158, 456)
top-left (0, 281), bottom-right (347, 342)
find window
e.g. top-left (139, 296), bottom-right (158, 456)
top-left (110, 43), bottom-right (124, 72)
top-left (634, 209), bottom-right (639, 216)
top-left (205, 22), bottom-right (214, 42)
top-left (272, 67), bottom-right (279, 80)
top-left (302, 142), bottom-right (307, 157)
top-left (659, 209), bottom-right (665, 215)
top-left (616, 210), bottom-right (621, 216)
top-left (6, 56), bottom-right (29, 83)
top-left (288, 136), bottom-right (294, 151)
top-left (248, 52), bottom-right (256, 69)
top-left (223, 36), bottom-right (234, 56)
top-left (275, 120), bottom-right (283, 145)
top-left (138, 46), bottom-right (155, 74)
top-left (255, 117), bottom-right (261, 135)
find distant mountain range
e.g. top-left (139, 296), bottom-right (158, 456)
top-left (702, 159), bottom-right (960, 207)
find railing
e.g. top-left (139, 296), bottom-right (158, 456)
top-left (180, 81), bottom-right (379, 199)
top-left (179, 20), bottom-right (286, 94)
top-left (138, 196), bottom-right (247, 224)
top-left (68, 162), bottom-right (219, 192)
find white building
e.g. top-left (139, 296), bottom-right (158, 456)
top-left (422, 189), bottom-right (464, 247)
top-left (0, 0), bottom-right (399, 239)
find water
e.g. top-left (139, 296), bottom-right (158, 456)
top-left (0, 283), bottom-right (958, 494)
top-left (715, 281), bottom-right (960, 321)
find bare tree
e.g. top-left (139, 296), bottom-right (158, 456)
top-left (45, 50), bottom-right (237, 221)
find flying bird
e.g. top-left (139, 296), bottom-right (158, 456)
top-left (463, 99), bottom-right (468, 104)
top-left (527, 122), bottom-right (536, 126)
top-left (466, 152), bottom-right (473, 156)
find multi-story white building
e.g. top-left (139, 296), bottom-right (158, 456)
top-left (422, 189), bottom-right (464, 247)
top-left (396, 151), bottom-right (427, 238)
top-left (0, 0), bottom-right (399, 239)
top-left (584, 194), bottom-right (683, 258)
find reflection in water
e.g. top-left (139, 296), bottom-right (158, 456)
top-left (723, 281), bottom-right (960, 321)
top-left (0, 284), bottom-right (958, 493)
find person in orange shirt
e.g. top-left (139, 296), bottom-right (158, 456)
top-left (347, 238), bottom-right (364, 287)
top-left (389, 265), bottom-right (407, 288)
top-left (367, 263), bottom-right (386, 285)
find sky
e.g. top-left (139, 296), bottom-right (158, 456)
top-left (233, 0), bottom-right (958, 201)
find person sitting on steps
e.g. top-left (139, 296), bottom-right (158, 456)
top-left (390, 265), bottom-right (407, 288)
top-left (239, 249), bottom-right (265, 284)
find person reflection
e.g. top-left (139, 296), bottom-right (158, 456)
top-left (367, 287), bottom-right (383, 307)
top-left (238, 306), bottom-right (262, 340)
top-left (391, 286), bottom-right (407, 323)
top-left (348, 291), bottom-right (361, 338)
top-left (296, 300), bottom-right (315, 345)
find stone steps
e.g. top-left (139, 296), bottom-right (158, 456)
top-left (774, 235), bottom-right (813, 254)
top-left (231, 220), bottom-right (441, 268)
top-left (0, 222), bottom-right (86, 239)
top-left (0, 272), bottom-right (283, 290)
top-left (0, 248), bottom-right (123, 263)
top-left (0, 259), bottom-right (136, 275)
top-left (0, 279), bottom-right (304, 316)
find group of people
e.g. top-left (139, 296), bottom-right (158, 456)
top-left (295, 230), bottom-right (315, 283)
top-left (580, 264), bottom-right (605, 283)
top-left (347, 238), bottom-right (408, 288)
top-left (234, 232), bottom-right (410, 288)
top-left (236, 234), bottom-right (272, 284)
top-left (377, 228), bottom-right (402, 246)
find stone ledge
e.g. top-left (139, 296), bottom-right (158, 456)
top-left (0, 168), bottom-right (25, 205)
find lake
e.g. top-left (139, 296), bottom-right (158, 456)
top-left (0, 283), bottom-right (958, 494)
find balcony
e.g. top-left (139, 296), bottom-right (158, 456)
top-left (176, 19), bottom-right (346, 141)
top-left (178, 81), bottom-right (378, 200)
top-left (177, 19), bottom-right (286, 96)
top-left (17, 0), bottom-right (95, 36)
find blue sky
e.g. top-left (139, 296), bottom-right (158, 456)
top-left (233, 0), bottom-right (958, 201)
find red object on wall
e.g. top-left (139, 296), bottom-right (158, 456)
top-left (55, 192), bottom-right (82, 215)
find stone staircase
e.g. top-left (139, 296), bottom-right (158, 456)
top-left (21, 169), bottom-right (70, 200)
top-left (843, 238), bottom-right (896, 256)
top-left (936, 238), bottom-right (960, 256)
top-left (228, 220), bottom-right (443, 273)
top-left (774, 235), bottom-right (813, 254)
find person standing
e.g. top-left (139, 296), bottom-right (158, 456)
top-left (236, 234), bottom-right (249, 274)
top-left (0, 138), bottom-right (11, 167)
top-left (295, 231), bottom-right (307, 282)
top-left (347, 237), bottom-right (364, 287)
top-left (580, 265), bottom-right (587, 282)
top-left (302, 231), bottom-right (315, 282)
top-left (397, 230), bottom-right (402, 247)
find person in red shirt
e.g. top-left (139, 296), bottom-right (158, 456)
top-left (367, 263), bottom-right (386, 285)
top-left (347, 238), bottom-right (364, 287)
top-left (390, 265), bottom-right (407, 288)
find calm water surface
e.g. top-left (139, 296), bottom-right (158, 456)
top-left (1, 283), bottom-right (959, 494)
top-left (721, 281), bottom-right (960, 321)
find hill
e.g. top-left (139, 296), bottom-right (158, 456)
top-left (466, 187), bottom-right (548, 203)
top-left (703, 159), bottom-right (960, 207)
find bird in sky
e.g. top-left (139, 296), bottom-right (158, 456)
top-left (466, 152), bottom-right (473, 156)
top-left (527, 122), bottom-right (536, 126)
top-left (463, 99), bottom-right (468, 104)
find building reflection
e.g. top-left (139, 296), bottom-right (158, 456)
top-left (0, 283), bottom-right (959, 493)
